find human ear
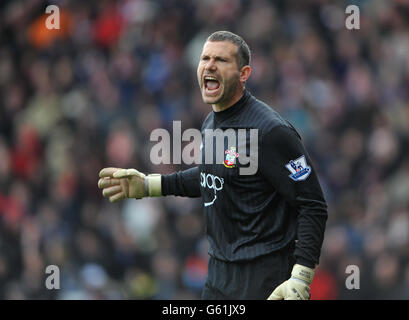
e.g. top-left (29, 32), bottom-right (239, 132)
top-left (239, 65), bottom-right (251, 83)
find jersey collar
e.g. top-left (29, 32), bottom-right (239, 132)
top-left (213, 89), bottom-right (251, 124)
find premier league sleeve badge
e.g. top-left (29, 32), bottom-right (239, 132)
top-left (285, 155), bottom-right (311, 181)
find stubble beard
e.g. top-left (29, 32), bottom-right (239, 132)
top-left (201, 75), bottom-right (240, 109)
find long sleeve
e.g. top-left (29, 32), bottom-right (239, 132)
top-left (258, 125), bottom-right (328, 267)
top-left (161, 166), bottom-right (201, 198)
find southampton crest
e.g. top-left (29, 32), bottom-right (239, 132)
top-left (224, 146), bottom-right (239, 168)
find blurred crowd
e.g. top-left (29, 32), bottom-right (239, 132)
top-left (0, 0), bottom-right (409, 299)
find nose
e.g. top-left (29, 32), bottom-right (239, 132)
top-left (205, 58), bottom-right (217, 71)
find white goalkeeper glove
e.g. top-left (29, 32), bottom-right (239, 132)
top-left (98, 167), bottom-right (162, 202)
top-left (267, 264), bottom-right (314, 300)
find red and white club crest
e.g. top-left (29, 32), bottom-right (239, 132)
top-left (224, 146), bottom-right (239, 168)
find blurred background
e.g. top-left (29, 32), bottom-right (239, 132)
top-left (0, 0), bottom-right (409, 300)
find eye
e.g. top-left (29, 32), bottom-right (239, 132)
top-left (216, 57), bottom-right (228, 63)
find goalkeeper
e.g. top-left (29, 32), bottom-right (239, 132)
top-left (98, 31), bottom-right (327, 300)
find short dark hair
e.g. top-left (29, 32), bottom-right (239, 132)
top-left (206, 31), bottom-right (251, 69)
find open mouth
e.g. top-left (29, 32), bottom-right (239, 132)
top-left (204, 76), bottom-right (220, 95)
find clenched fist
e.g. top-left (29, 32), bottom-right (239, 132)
top-left (98, 167), bottom-right (161, 202)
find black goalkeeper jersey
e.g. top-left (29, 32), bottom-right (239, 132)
top-left (162, 90), bottom-right (327, 267)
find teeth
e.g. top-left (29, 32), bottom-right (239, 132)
top-left (204, 76), bottom-right (218, 81)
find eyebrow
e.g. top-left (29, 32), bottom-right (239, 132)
top-left (201, 54), bottom-right (230, 61)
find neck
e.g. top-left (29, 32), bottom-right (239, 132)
top-left (212, 88), bottom-right (245, 112)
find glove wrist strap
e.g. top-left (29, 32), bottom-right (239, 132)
top-left (147, 174), bottom-right (162, 197)
top-left (291, 264), bottom-right (315, 285)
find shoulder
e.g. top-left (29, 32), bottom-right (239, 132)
top-left (245, 93), bottom-right (300, 138)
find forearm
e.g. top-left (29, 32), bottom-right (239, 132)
top-left (294, 196), bottom-right (328, 267)
top-left (161, 167), bottom-right (201, 197)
